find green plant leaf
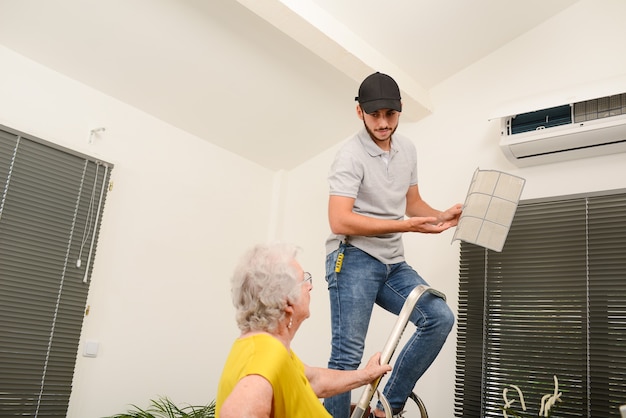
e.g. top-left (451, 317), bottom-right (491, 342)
top-left (104, 396), bottom-right (215, 418)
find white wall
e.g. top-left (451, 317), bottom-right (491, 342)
top-left (0, 45), bottom-right (277, 417)
top-left (284, 1), bottom-right (626, 417)
top-left (1, 0), bottom-right (626, 417)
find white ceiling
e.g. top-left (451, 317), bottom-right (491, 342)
top-left (0, 0), bottom-right (579, 170)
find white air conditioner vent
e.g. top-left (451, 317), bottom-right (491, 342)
top-left (500, 93), bottom-right (626, 166)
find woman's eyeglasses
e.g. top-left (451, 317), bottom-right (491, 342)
top-left (302, 272), bottom-right (313, 286)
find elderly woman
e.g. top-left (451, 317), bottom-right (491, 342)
top-left (217, 243), bottom-right (391, 418)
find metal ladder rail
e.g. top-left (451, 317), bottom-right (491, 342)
top-left (350, 284), bottom-right (436, 418)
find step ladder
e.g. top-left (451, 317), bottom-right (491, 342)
top-left (350, 284), bottom-right (439, 418)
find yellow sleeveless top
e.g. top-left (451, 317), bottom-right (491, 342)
top-left (216, 333), bottom-right (331, 418)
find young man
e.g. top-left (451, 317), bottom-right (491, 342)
top-left (323, 72), bottom-right (463, 418)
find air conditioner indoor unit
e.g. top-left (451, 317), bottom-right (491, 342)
top-left (499, 92), bottom-right (626, 167)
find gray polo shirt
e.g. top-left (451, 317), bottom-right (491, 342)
top-left (325, 127), bottom-right (418, 264)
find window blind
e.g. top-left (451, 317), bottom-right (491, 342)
top-left (455, 190), bottom-right (626, 418)
top-left (0, 125), bottom-right (113, 417)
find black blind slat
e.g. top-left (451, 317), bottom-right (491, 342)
top-left (0, 125), bottom-right (113, 417)
top-left (455, 190), bottom-right (626, 418)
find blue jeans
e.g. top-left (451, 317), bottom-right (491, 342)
top-left (323, 244), bottom-right (454, 418)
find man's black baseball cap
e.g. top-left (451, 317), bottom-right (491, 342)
top-left (355, 72), bottom-right (402, 114)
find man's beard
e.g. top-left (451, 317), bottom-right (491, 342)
top-left (364, 120), bottom-right (396, 143)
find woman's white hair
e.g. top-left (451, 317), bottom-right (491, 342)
top-left (231, 242), bottom-right (302, 333)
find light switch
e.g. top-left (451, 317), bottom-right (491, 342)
top-left (83, 340), bottom-right (99, 357)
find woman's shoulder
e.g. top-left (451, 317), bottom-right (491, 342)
top-left (237, 332), bottom-right (290, 355)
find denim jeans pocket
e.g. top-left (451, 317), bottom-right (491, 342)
top-left (325, 250), bottom-right (338, 288)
